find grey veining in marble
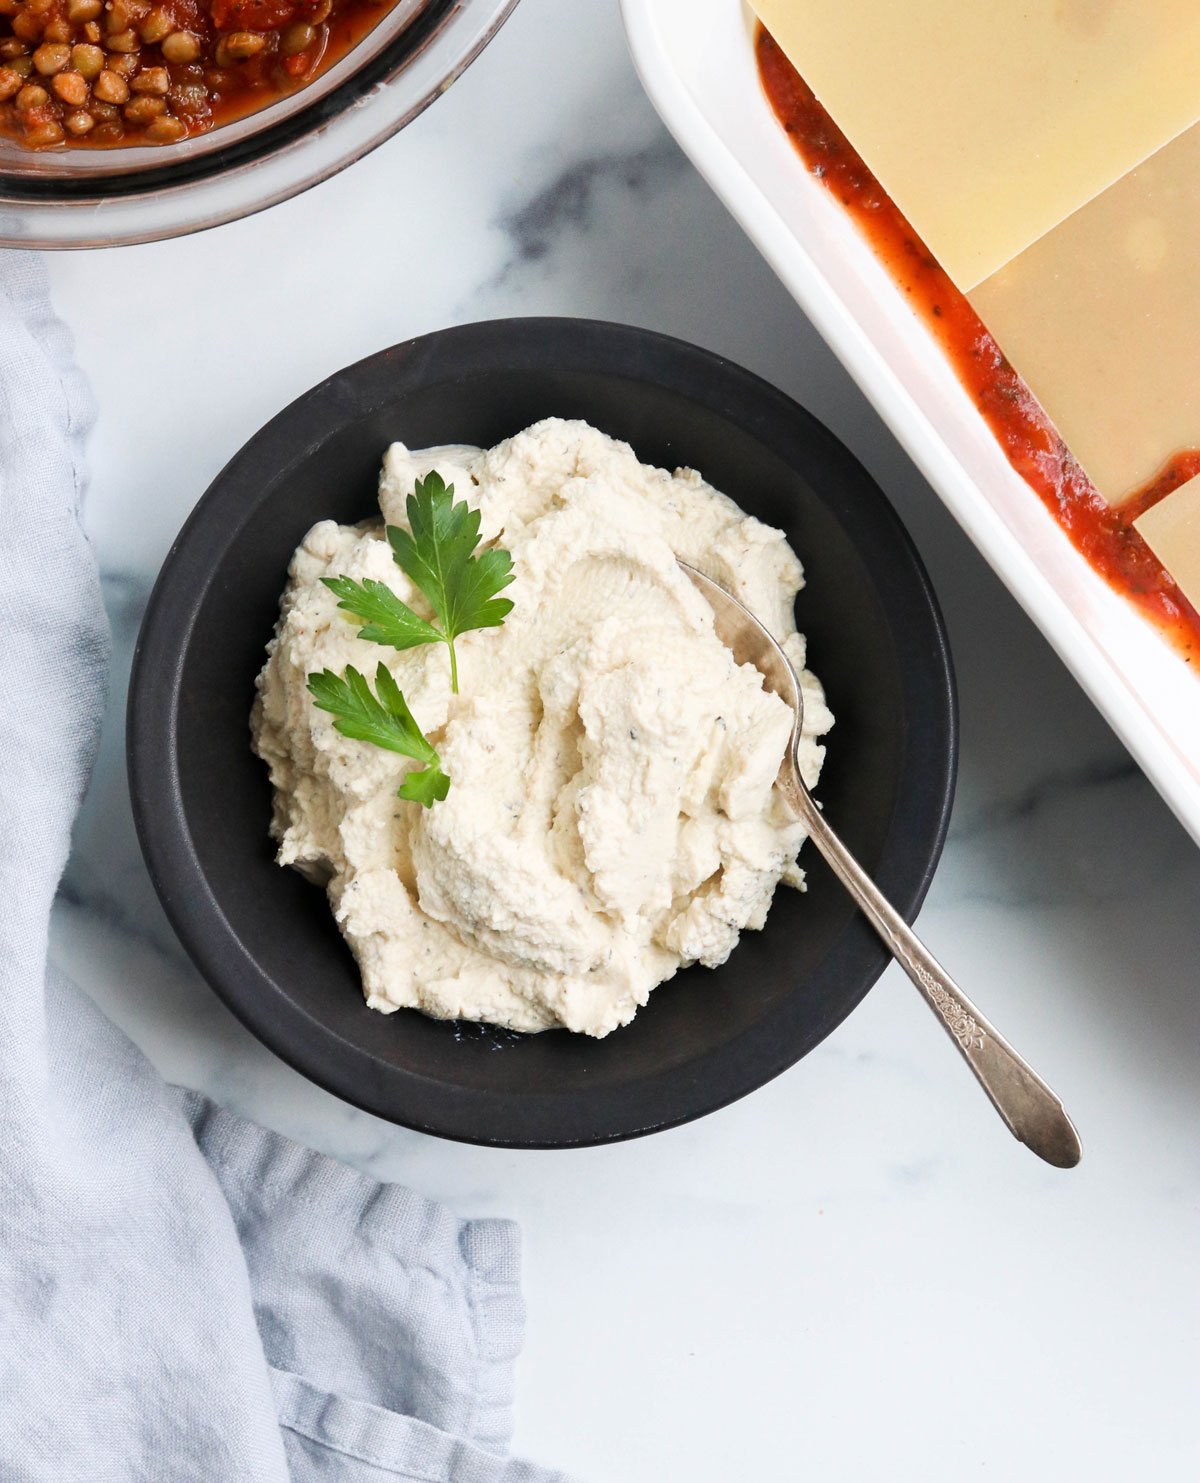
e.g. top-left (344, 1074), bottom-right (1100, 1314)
top-left (495, 139), bottom-right (687, 273)
top-left (41, 2), bottom-right (1200, 1480)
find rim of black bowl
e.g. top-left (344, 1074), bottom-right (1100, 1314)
top-left (128, 318), bottom-right (958, 1147)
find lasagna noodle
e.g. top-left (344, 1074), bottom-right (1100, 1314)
top-left (968, 123), bottom-right (1200, 506)
top-left (750, 0), bottom-right (1200, 292)
top-left (1135, 477), bottom-right (1200, 616)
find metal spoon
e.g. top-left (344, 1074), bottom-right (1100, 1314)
top-left (683, 562), bottom-right (1081, 1168)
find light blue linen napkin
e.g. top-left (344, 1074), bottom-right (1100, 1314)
top-left (0, 252), bottom-right (575, 1483)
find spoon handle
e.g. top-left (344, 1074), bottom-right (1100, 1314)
top-left (782, 771), bottom-right (1081, 1168)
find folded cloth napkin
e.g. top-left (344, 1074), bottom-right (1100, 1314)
top-left (0, 253), bottom-right (574, 1483)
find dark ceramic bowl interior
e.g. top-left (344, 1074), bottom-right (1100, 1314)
top-left (129, 319), bottom-right (957, 1147)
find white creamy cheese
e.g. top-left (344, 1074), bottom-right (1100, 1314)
top-left (252, 419), bottom-right (833, 1037)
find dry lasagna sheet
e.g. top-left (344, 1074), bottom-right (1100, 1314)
top-left (753, 0), bottom-right (1200, 610)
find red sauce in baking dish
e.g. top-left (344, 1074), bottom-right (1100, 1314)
top-left (756, 24), bottom-right (1200, 664)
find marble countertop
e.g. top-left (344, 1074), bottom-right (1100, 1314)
top-left (44, 2), bottom-right (1200, 1478)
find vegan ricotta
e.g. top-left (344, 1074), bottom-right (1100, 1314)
top-left (252, 419), bottom-right (832, 1036)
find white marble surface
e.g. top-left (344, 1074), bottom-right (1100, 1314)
top-left (42, 2), bottom-right (1200, 1478)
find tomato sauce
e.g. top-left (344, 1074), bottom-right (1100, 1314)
top-left (0, 0), bottom-right (394, 149)
top-left (203, 0), bottom-right (391, 131)
top-left (756, 25), bottom-right (1200, 663)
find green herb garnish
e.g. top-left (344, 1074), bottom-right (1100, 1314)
top-left (320, 575), bottom-right (443, 653)
top-left (307, 663), bottom-right (450, 807)
top-left (308, 474), bottom-right (514, 808)
top-left (323, 470), bottom-right (514, 696)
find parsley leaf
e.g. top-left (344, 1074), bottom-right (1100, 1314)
top-left (386, 471), bottom-right (515, 694)
top-left (307, 663), bottom-right (450, 806)
top-left (306, 473), bottom-right (514, 809)
top-left (320, 575), bottom-right (443, 653)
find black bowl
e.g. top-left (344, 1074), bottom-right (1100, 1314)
top-left (128, 319), bottom-right (956, 1147)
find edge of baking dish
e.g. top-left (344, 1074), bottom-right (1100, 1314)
top-left (621, 0), bottom-right (1200, 846)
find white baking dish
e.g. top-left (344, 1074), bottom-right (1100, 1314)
top-left (621, 0), bottom-right (1200, 846)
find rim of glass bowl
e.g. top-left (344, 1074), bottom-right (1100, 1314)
top-left (0, 0), bottom-right (520, 249)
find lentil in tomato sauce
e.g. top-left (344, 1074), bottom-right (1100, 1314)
top-left (0, 0), bottom-right (391, 147)
top-left (756, 24), bottom-right (1200, 664)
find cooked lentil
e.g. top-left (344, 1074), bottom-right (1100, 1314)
top-left (50, 65), bottom-right (87, 100)
top-left (91, 64), bottom-right (126, 100)
top-left (0, 0), bottom-right (393, 148)
top-left (128, 60), bottom-right (165, 88)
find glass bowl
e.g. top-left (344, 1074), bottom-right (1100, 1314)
top-left (0, 0), bottom-right (519, 248)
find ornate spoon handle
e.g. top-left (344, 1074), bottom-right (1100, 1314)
top-left (780, 765), bottom-right (1081, 1168)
